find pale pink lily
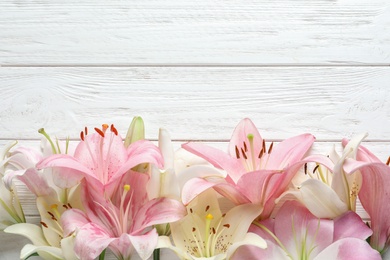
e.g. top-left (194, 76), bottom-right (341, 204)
top-left (0, 141), bottom-right (28, 228)
top-left (182, 118), bottom-right (316, 219)
top-left (343, 145), bottom-right (390, 256)
top-left (235, 201), bottom-right (380, 260)
top-left (62, 171), bottom-right (186, 260)
top-left (37, 124), bottom-right (163, 199)
top-left (158, 189), bottom-right (266, 260)
top-left (278, 133), bottom-right (367, 218)
top-left (2, 137), bottom-right (80, 259)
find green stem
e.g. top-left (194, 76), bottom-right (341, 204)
top-left (98, 249), bottom-right (106, 260)
top-left (153, 248), bottom-right (160, 260)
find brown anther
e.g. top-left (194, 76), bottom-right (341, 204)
top-left (63, 204), bottom-right (69, 209)
top-left (258, 149), bottom-right (264, 159)
top-left (313, 165), bottom-right (320, 174)
top-left (48, 212), bottom-right (55, 218)
top-left (386, 156), bottom-right (390, 166)
top-left (68, 203), bottom-right (73, 209)
top-left (235, 145), bottom-right (240, 159)
top-left (110, 124), bottom-right (118, 135)
top-left (192, 227), bottom-right (196, 232)
top-left (80, 131), bottom-right (84, 141)
top-left (85, 126), bottom-right (88, 135)
top-left (212, 227), bottom-right (216, 234)
top-left (94, 127), bottom-right (105, 138)
top-left (222, 213), bottom-right (226, 217)
top-left (241, 148), bottom-right (248, 159)
top-left (40, 221), bottom-right (48, 228)
top-left (304, 163), bottom-right (308, 175)
top-left (262, 139), bottom-right (266, 153)
top-left (205, 205), bottom-right (210, 212)
top-left (190, 208), bottom-right (193, 213)
top-left (243, 141), bottom-right (248, 152)
top-left (223, 224), bottom-right (230, 228)
top-left (268, 142), bottom-right (274, 154)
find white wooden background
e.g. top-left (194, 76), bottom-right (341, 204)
top-left (1, 0), bottom-right (389, 259)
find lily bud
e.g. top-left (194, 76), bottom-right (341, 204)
top-left (124, 116), bottom-right (145, 147)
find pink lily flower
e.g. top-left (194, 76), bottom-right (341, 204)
top-left (37, 124), bottom-right (163, 199)
top-left (234, 201), bottom-right (380, 260)
top-left (343, 143), bottom-right (390, 256)
top-left (182, 118), bottom-right (316, 219)
top-left (62, 171), bottom-right (186, 260)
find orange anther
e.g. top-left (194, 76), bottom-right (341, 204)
top-left (95, 127), bottom-right (105, 138)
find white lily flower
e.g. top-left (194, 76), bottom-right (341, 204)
top-left (279, 133), bottom-right (368, 218)
top-left (158, 189), bottom-right (266, 259)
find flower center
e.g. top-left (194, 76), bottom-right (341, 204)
top-left (79, 124), bottom-right (119, 184)
top-left (234, 134), bottom-right (274, 171)
top-left (93, 184), bottom-right (133, 237)
top-left (186, 206), bottom-right (232, 258)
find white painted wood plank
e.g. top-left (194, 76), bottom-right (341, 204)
top-left (1, 67), bottom-right (389, 140)
top-left (0, 0), bottom-right (389, 65)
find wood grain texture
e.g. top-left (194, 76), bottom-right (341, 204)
top-left (0, 0), bottom-right (389, 65)
top-left (1, 67), bottom-right (389, 140)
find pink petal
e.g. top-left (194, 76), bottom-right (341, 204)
top-left (314, 238), bottom-right (381, 260)
top-left (344, 160), bottom-right (390, 252)
top-left (3, 169), bottom-right (56, 197)
top-left (333, 211), bottom-right (372, 241)
top-left (111, 140), bottom-right (163, 182)
top-left (266, 133), bottom-right (315, 169)
top-left (273, 201), bottom-right (333, 258)
top-left (230, 241), bottom-right (289, 260)
top-left (61, 209), bottom-right (90, 236)
top-left (74, 222), bottom-right (115, 260)
top-left (128, 229), bottom-right (159, 260)
top-left (37, 154), bottom-right (94, 180)
top-left (182, 142), bottom-right (243, 183)
top-left (227, 118), bottom-right (263, 163)
top-left (236, 170), bottom-right (281, 205)
top-left (74, 132), bottom-right (127, 177)
top-left (132, 198), bottom-right (186, 234)
top-left (181, 177), bottom-right (250, 205)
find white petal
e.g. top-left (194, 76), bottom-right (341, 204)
top-left (20, 244), bottom-right (63, 260)
top-left (4, 223), bottom-right (49, 246)
top-left (226, 232), bottom-right (267, 259)
top-left (159, 128), bottom-right (174, 170)
top-left (61, 235), bottom-right (79, 260)
top-left (298, 179), bottom-right (348, 218)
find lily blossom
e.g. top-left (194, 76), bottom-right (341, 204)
top-left (182, 118), bottom-right (316, 219)
top-left (37, 124), bottom-right (163, 199)
top-left (62, 172), bottom-right (187, 260)
top-left (343, 146), bottom-right (390, 256)
top-left (279, 133), bottom-right (368, 219)
top-left (158, 189), bottom-right (266, 259)
top-left (238, 201), bottom-right (380, 260)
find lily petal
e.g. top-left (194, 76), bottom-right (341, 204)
top-left (182, 142), bottom-right (243, 183)
top-left (226, 232), bottom-right (267, 259)
top-left (132, 197), bottom-right (186, 234)
top-left (74, 222), bottom-right (115, 260)
top-left (333, 211), bottom-right (372, 241)
top-left (20, 244), bottom-right (63, 260)
top-left (266, 133), bottom-right (315, 169)
top-left (128, 229), bottom-right (159, 260)
top-left (295, 179), bottom-right (348, 218)
top-left (314, 238), bottom-right (381, 260)
top-left (4, 223), bottom-right (49, 246)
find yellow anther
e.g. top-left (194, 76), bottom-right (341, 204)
top-left (124, 184), bottom-right (130, 191)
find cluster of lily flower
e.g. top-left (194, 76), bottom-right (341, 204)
top-left (0, 117), bottom-right (389, 260)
